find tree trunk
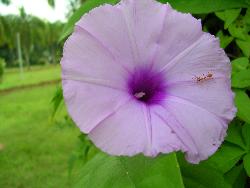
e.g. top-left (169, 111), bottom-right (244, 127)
top-left (16, 32), bottom-right (23, 77)
top-left (51, 48), bottom-right (56, 64)
top-left (24, 49), bottom-right (30, 70)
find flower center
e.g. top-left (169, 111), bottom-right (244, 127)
top-left (127, 67), bottom-right (167, 105)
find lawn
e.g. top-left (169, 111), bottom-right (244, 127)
top-left (0, 84), bottom-right (81, 188)
top-left (0, 65), bottom-right (61, 91)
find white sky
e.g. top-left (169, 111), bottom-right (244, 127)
top-left (0, 0), bottom-right (69, 22)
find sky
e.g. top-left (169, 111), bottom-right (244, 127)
top-left (0, 0), bottom-right (69, 22)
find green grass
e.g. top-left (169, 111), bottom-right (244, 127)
top-left (0, 84), bottom-right (80, 188)
top-left (4, 65), bottom-right (51, 74)
top-left (0, 65), bottom-right (61, 90)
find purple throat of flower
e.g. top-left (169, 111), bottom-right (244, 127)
top-left (127, 67), bottom-right (167, 105)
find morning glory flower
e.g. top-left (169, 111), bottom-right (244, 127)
top-left (61, 0), bottom-right (236, 163)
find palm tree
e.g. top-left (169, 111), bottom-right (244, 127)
top-left (0, 11), bottom-right (64, 67)
top-left (0, 0), bottom-right (10, 5)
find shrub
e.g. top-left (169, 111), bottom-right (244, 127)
top-left (0, 58), bottom-right (6, 82)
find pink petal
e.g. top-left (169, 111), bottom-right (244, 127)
top-left (61, 26), bottom-right (128, 90)
top-left (63, 80), bottom-right (130, 133)
top-left (77, 0), bottom-right (166, 68)
top-left (153, 5), bottom-right (203, 70)
top-left (167, 79), bottom-right (236, 122)
top-left (161, 96), bottom-right (228, 163)
top-left (161, 33), bottom-right (231, 83)
top-left (150, 106), bottom-right (187, 156)
top-left (76, 4), bottom-right (135, 70)
top-left (119, 0), bottom-right (167, 65)
top-left (89, 101), bottom-right (148, 156)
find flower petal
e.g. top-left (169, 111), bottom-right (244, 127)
top-left (160, 95), bottom-right (227, 163)
top-left (161, 33), bottom-right (231, 83)
top-left (61, 0), bottom-right (236, 163)
top-left (119, 0), bottom-right (167, 65)
top-left (167, 79), bottom-right (236, 122)
top-left (77, 0), bottom-right (166, 68)
top-left (76, 4), bottom-right (135, 70)
top-left (153, 5), bottom-right (203, 70)
top-left (150, 106), bottom-right (187, 156)
top-left (63, 80), bottom-right (129, 133)
top-left (89, 101), bottom-right (148, 156)
top-left (61, 26), bottom-right (128, 90)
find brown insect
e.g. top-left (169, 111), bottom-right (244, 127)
top-left (193, 72), bottom-right (214, 83)
top-left (192, 75), bottom-right (204, 82)
top-left (207, 72), bottom-right (213, 78)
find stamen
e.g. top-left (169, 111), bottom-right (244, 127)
top-left (127, 67), bottom-right (166, 105)
top-left (134, 92), bottom-right (146, 99)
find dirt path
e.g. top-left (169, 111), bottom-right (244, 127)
top-left (0, 79), bottom-right (61, 95)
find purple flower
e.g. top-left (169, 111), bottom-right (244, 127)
top-left (61, 0), bottom-right (236, 163)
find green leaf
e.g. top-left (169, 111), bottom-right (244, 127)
top-left (226, 122), bottom-right (245, 148)
top-left (59, 0), bottom-right (119, 41)
top-left (244, 8), bottom-right (250, 25)
top-left (215, 9), bottom-right (241, 29)
top-left (217, 31), bottom-right (234, 49)
top-left (0, 0), bottom-right (10, 5)
top-left (74, 152), bottom-right (184, 188)
top-left (178, 155), bottom-right (231, 188)
top-left (243, 153), bottom-right (250, 177)
top-left (51, 86), bottom-right (63, 117)
top-left (242, 123), bottom-right (250, 149)
top-left (234, 90), bottom-right (250, 124)
top-left (68, 153), bottom-right (78, 178)
top-left (203, 142), bottom-right (245, 173)
top-left (236, 39), bottom-right (250, 57)
top-left (158, 0), bottom-right (249, 14)
top-left (228, 22), bottom-right (248, 40)
top-left (224, 164), bottom-right (247, 188)
top-left (243, 153), bottom-right (250, 176)
top-left (47, 0), bottom-right (55, 8)
top-left (217, 31), bottom-right (233, 48)
top-left (231, 57), bottom-right (249, 73)
top-left (232, 69), bottom-right (250, 88)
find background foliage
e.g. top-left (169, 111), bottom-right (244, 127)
top-left (0, 11), bottom-right (64, 68)
top-left (0, 58), bottom-right (5, 82)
